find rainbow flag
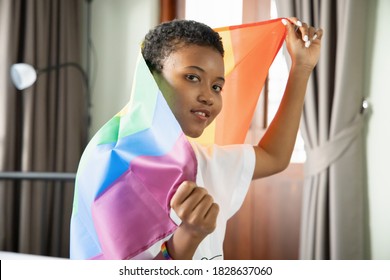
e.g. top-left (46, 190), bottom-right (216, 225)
top-left (70, 18), bottom-right (286, 260)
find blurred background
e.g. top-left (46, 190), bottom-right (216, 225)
top-left (0, 0), bottom-right (389, 260)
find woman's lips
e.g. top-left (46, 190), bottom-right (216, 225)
top-left (191, 109), bottom-right (210, 121)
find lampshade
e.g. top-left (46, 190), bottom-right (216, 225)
top-left (10, 63), bottom-right (37, 90)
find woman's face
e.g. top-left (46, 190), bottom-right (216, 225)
top-left (153, 45), bottom-right (225, 138)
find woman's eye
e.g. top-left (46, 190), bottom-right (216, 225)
top-left (212, 84), bottom-right (223, 93)
top-left (186, 74), bottom-right (200, 82)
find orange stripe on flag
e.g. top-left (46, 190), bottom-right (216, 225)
top-left (190, 19), bottom-right (286, 146)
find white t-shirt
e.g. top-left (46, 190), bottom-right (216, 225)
top-left (132, 142), bottom-right (255, 260)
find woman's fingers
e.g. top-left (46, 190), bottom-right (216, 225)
top-left (282, 17), bottom-right (323, 48)
top-left (170, 181), bottom-right (219, 235)
top-left (170, 181), bottom-right (197, 207)
top-left (313, 28), bottom-right (324, 40)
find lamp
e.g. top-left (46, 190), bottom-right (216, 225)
top-left (10, 62), bottom-right (89, 92)
top-left (10, 63), bottom-right (37, 90)
top-left (7, 61), bottom-right (90, 181)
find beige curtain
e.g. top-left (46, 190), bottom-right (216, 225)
top-left (275, 0), bottom-right (370, 259)
top-left (0, 0), bottom-right (86, 257)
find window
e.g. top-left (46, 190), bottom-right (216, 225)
top-left (185, 0), bottom-right (243, 28)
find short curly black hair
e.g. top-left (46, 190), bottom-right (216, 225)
top-left (141, 19), bottom-right (224, 73)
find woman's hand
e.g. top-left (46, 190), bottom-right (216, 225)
top-left (161, 181), bottom-right (219, 259)
top-left (171, 181), bottom-right (219, 238)
top-left (282, 17), bottom-right (323, 72)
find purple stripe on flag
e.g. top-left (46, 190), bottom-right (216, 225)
top-left (91, 133), bottom-right (196, 259)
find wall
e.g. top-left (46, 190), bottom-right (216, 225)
top-left (366, 0), bottom-right (390, 260)
top-left (88, 0), bottom-right (159, 136)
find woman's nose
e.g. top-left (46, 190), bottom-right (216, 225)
top-left (198, 87), bottom-right (214, 105)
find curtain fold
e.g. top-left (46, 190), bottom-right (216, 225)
top-left (0, 0), bottom-right (86, 257)
top-left (275, 0), bottom-right (369, 259)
